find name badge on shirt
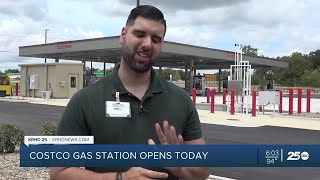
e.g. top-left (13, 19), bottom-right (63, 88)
top-left (105, 101), bottom-right (131, 118)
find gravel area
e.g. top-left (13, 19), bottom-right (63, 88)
top-left (286, 112), bottom-right (320, 119)
top-left (0, 152), bottom-right (49, 180)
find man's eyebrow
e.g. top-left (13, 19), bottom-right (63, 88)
top-left (153, 35), bottom-right (163, 42)
top-left (132, 29), bottom-right (163, 41)
top-left (132, 29), bottom-right (145, 34)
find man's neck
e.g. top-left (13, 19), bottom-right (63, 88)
top-left (118, 60), bottom-right (151, 99)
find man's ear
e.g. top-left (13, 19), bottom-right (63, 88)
top-left (119, 27), bottom-right (126, 44)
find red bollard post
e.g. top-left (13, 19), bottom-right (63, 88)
top-left (15, 82), bottom-right (19, 96)
top-left (307, 88), bottom-right (311, 113)
top-left (192, 88), bottom-right (196, 106)
top-left (230, 89), bottom-right (235, 115)
top-left (252, 90), bottom-right (256, 117)
top-left (279, 89), bottom-right (283, 113)
top-left (241, 94), bottom-right (244, 112)
top-left (223, 88), bottom-right (226, 104)
top-left (211, 89), bottom-right (215, 113)
top-left (207, 88), bottom-right (210, 103)
top-left (297, 88), bottom-right (302, 113)
top-left (289, 88), bottom-right (293, 115)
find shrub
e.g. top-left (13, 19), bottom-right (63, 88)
top-left (0, 124), bottom-right (24, 153)
top-left (40, 121), bottom-right (57, 136)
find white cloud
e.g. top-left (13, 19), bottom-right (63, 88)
top-left (95, 0), bottom-right (134, 17)
top-left (166, 27), bottom-right (217, 47)
top-left (0, 0), bottom-right (48, 21)
top-left (48, 27), bottom-right (104, 42)
top-left (0, 0), bottom-right (319, 72)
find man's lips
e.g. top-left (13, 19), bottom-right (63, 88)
top-left (137, 51), bottom-right (151, 59)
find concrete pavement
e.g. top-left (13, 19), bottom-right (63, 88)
top-left (0, 96), bottom-right (69, 106)
top-left (1, 96), bottom-right (319, 131)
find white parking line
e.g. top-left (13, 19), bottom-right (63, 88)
top-left (207, 175), bottom-right (237, 180)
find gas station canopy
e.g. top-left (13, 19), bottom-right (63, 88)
top-left (19, 36), bottom-right (288, 70)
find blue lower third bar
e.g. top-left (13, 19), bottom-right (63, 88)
top-left (20, 144), bottom-right (320, 167)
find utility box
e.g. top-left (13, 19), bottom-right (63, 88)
top-left (25, 75), bottom-right (30, 91)
top-left (258, 91), bottom-right (280, 105)
top-left (228, 80), bottom-right (243, 96)
top-left (29, 75), bottom-right (39, 89)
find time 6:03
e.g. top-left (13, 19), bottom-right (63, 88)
top-left (265, 150), bottom-right (280, 156)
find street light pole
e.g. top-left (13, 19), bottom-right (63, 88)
top-left (137, 0), bottom-right (140, 7)
top-left (45, 29), bottom-right (49, 63)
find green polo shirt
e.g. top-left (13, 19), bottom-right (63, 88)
top-left (57, 63), bottom-right (203, 179)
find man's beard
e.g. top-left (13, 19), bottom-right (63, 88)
top-left (121, 41), bottom-right (155, 73)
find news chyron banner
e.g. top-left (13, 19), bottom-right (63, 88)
top-left (21, 136), bottom-right (320, 167)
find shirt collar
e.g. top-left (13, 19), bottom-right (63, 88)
top-left (111, 63), bottom-right (163, 96)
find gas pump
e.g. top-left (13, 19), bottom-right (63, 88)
top-left (193, 75), bottom-right (205, 95)
top-left (185, 75), bottom-right (206, 95)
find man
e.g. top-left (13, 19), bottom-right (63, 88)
top-left (50, 5), bottom-right (209, 180)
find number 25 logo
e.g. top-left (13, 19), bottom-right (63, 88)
top-left (287, 151), bottom-right (300, 160)
top-left (287, 151), bottom-right (309, 161)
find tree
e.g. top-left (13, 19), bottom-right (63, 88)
top-left (273, 67), bottom-right (290, 86)
top-left (240, 45), bottom-right (266, 86)
top-left (301, 68), bottom-right (320, 87)
top-left (155, 68), bottom-right (174, 80)
top-left (272, 56), bottom-right (292, 86)
top-left (251, 69), bottom-right (263, 86)
top-left (172, 70), bottom-right (181, 81)
top-left (215, 70), bottom-right (229, 81)
top-left (250, 69), bottom-right (274, 87)
top-left (242, 45), bottom-right (258, 56)
top-left (85, 66), bottom-right (100, 75)
top-left (309, 50), bottom-right (320, 69)
top-left (288, 52), bottom-right (311, 86)
top-left (177, 70), bottom-right (186, 81)
top-left (4, 69), bottom-right (20, 74)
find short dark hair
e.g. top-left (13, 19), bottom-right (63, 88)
top-left (126, 5), bottom-right (167, 36)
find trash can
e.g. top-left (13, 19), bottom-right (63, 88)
top-left (0, 90), bottom-right (6, 97)
top-left (42, 91), bottom-right (51, 99)
top-left (0, 75), bottom-right (12, 96)
top-left (204, 88), bottom-right (210, 96)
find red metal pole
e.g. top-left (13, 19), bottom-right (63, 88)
top-left (223, 88), bottom-right (226, 104)
top-left (307, 88), bottom-right (311, 113)
top-left (279, 89), bottom-right (282, 113)
top-left (289, 88), bottom-right (293, 115)
top-left (230, 89), bottom-right (235, 115)
top-left (211, 89), bottom-right (215, 113)
top-left (252, 90), bottom-right (256, 117)
top-left (192, 88), bottom-right (196, 106)
top-left (241, 94), bottom-right (244, 112)
top-left (297, 88), bottom-right (302, 113)
top-left (15, 82), bottom-right (18, 96)
top-left (207, 88), bottom-right (210, 103)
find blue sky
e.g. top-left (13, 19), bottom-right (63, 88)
top-left (0, 0), bottom-right (319, 72)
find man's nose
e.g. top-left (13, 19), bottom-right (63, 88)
top-left (141, 37), bottom-right (152, 50)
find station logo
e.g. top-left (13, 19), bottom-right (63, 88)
top-left (57, 44), bottom-right (72, 50)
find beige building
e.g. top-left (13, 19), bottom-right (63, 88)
top-left (19, 63), bottom-right (83, 99)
